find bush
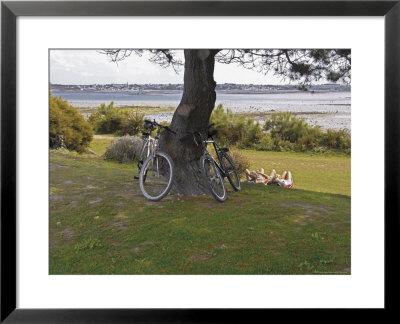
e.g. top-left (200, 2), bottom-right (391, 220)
top-left (118, 110), bottom-right (145, 136)
top-left (103, 135), bottom-right (144, 163)
top-left (210, 104), bottom-right (264, 149)
top-left (264, 112), bottom-right (324, 151)
top-left (241, 119), bottom-right (264, 148)
top-left (225, 147), bottom-right (250, 177)
top-left (210, 104), bottom-right (238, 145)
top-left (321, 129), bottom-right (351, 151)
top-left (254, 133), bottom-right (275, 151)
top-left (264, 112), bottom-right (351, 153)
top-left (88, 102), bottom-right (144, 135)
top-left (49, 95), bottom-right (93, 153)
top-left (210, 105), bottom-right (350, 154)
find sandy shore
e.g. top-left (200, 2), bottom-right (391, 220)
top-left (68, 91), bottom-right (350, 131)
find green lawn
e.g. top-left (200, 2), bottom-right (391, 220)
top-left (89, 134), bottom-right (117, 155)
top-left (50, 138), bottom-right (351, 275)
top-left (244, 150), bottom-right (350, 196)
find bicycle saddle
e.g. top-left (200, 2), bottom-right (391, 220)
top-left (144, 120), bottom-right (155, 130)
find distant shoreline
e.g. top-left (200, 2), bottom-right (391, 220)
top-left (52, 89), bottom-right (348, 96)
top-left (51, 83), bottom-right (350, 94)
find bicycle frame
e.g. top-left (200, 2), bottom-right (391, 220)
top-left (202, 137), bottom-right (228, 178)
top-left (139, 136), bottom-right (156, 162)
top-left (138, 121), bottom-right (173, 174)
top-left (138, 123), bottom-right (165, 163)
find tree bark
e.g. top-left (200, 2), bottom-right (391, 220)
top-left (158, 49), bottom-right (218, 195)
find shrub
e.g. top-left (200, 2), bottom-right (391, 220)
top-left (88, 102), bottom-right (144, 135)
top-left (211, 106), bottom-right (350, 154)
top-left (210, 104), bottom-right (238, 145)
top-left (103, 135), bottom-right (144, 163)
top-left (118, 110), bottom-right (145, 136)
top-left (254, 133), bottom-right (275, 151)
top-left (263, 112), bottom-right (351, 152)
top-left (49, 95), bottom-right (93, 153)
top-left (88, 102), bottom-right (121, 134)
top-left (210, 104), bottom-right (264, 148)
top-left (241, 119), bottom-right (264, 148)
top-left (264, 112), bottom-right (323, 147)
top-left (321, 129), bottom-right (351, 151)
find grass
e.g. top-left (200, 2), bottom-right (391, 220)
top-left (49, 137), bottom-right (351, 275)
top-left (244, 150), bottom-right (350, 196)
top-left (89, 134), bottom-right (117, 155)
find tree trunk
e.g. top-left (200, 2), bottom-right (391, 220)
top-left (158, 49), bottom-right (218, 195)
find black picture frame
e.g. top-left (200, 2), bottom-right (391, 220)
top-left (1, 0), bottom-right (399, 322)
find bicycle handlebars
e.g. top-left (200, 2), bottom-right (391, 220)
top-left (144, 119), bottom-right (176, 134)
top-left (179, 123), bottom-right (217, 146)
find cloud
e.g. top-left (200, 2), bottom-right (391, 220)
top-left (50, 49), bottom-right (185, 84)
top-left (80, 72), bottom-right (94, 77)
top-left (50, 49), bottom-right (286, 85)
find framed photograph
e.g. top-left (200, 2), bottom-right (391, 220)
top-left (1, 0), bottom-right (398, 321)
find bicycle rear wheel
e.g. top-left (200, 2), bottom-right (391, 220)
top-left (220, 152), bottom-right (241, 191)
top-left (139, 151), bottom-right (174, 201)
top-left (201, 155), bottom-right (227, 202)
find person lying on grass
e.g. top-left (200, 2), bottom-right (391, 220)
top-left (245, 168), bottom-right (270, 184)
top-left (245, 169), bottom-right (294, 188)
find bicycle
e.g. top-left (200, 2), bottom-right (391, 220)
top-left (186, 124), bottom-right (241, 202)
top-left (138, 119), bottom-right (175, 201)
top-left (136, 120), bottom-right (157, 177)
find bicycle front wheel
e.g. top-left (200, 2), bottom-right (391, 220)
top-left (139, 151), bottom-right (174, 201)
top-left (201, 155), bottom-right (227, 202)
top-left (220, 152), bottom-right (241, 191)
top-left (137, 139), bottom-right (151, 173)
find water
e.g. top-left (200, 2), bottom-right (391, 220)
top-left (52, 90), bottom-right (183, 107)
top-left (52, 90), bottom-right (351, 131)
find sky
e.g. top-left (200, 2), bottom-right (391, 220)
top-left (50, 49), bottom-right (292, 85)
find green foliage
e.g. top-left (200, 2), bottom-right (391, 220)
top-left (265, 112), bottom-right (320, 142)
top-left (49, 95), bottom-right (93, 153)
top-left (264, 112), bottom-right (324, 151)
top-left (88, 102), bottom-right (145, 135)
top-left (210, 104), bottom-right (264, 149)
top-left (122, 110), bottom-right (146, 135)
top-left (321, 129), bottom-right (351, 152)
top-left (210, 104), bottom-right (237, 144)
top-left (103, 135), bottom-right (144, 163)
top-left (211, 105), bottom-right (350, 153)
top-left (265, 112), bottom-right (351, 152)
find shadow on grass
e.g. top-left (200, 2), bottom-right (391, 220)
top-left (50, 161), bottom-right (351, 275)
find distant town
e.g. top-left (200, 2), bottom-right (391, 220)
top-left (51, 83), bottom-right (350, 93)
